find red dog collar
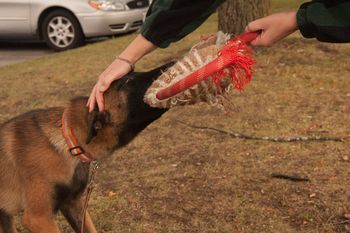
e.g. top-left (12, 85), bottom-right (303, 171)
top-left (62, 109), bottom-right (95, 163)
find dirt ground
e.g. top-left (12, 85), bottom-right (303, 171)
top-left (1, 2), bottom-right (350, 232)
top-left (80, 38), bottom-right (350, 233)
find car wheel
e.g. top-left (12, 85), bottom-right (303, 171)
top-left (42, 10), bottom-right (84, 51)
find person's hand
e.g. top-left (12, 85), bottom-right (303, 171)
top-left (246, 11), bottom-right (298, 47)
top-left (87, 58), bottom-right (133, 112)
top-left (86, 34), bottom-right (157, 112)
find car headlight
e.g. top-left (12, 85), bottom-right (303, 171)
top-left (89, 0), bottom-right (125, 11)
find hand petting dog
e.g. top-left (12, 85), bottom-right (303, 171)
top-left (87, 35), bottom-right (157, 112)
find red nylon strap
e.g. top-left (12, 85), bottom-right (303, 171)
top-left (62, 109), bottom-right (95, 163)
top-left (235, 31), bottom-right (259, 44)
top-left (156, 31), bottom-right (258, 100)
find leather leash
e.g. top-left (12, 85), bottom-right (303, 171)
top-left (61, 109), bottom-right (99, 232)
top-left (81, 161), bottom-right (99, 233)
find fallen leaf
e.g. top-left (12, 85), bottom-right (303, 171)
top-left (108, 191), bottom-right (117, 198)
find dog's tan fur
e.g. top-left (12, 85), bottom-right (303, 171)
top-left (0, 65), bottom-right (170, 233)
top-left (0, 103), bottom-right (99, 233)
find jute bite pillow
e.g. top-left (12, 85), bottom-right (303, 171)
top-left (144, 31), bottom-right (256, 109)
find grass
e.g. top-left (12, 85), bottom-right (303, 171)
top-left (271, 0), bottom-right (305, 12)
top-left (2, 1), bottom-right (350, 232)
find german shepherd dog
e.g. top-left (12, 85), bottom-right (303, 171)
top-left (0, 63), bottom-right (172, 233)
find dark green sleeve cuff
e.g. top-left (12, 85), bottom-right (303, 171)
top-left (141, 15), bottom-right (212, 48)
top-left (139, 0), bottom-right (171, 48)
top-left (296, 2), bottom-right (316, 39)
top-left (140, 0), bottom-right (225, 49)
top-left (141, 29), bottom-right (166, 48)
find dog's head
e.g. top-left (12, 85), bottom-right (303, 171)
top-left (86, 63), bottom-right (173, 149)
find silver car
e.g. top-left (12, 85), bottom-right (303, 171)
top-left (0, 0), bottom-right (149, 51)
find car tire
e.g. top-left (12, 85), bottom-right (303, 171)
top-left (42, 10), bottom-right (84, 51)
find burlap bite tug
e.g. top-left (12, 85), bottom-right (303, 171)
top-left (144, 31), bottom-right (256, 109)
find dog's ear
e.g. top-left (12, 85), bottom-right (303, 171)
top-left (86, 110), bottom-right (110, 144)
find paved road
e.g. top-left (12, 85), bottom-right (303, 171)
top-left (0, 41), bottom-right (53, 67)
top-left (0, 37), bottom-right (111, 68)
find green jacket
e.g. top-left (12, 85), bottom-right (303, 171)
top-left (297, 0), bottom-right (350, 42)
top-left (141, 0), bottom-right (350, 48)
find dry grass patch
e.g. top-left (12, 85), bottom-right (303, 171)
top-left (1, 1), bottom-right (350, 232)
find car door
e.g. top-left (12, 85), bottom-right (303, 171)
top-left (0, 0), bottom-right (31, 38)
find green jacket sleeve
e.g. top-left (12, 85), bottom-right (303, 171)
top-left (140, 0), bottom-right (225, 48)
top-left (297, 0), bottom-right (350, 43)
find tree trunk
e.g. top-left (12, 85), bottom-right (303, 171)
top-left (218, 0), bottom-right (271, 35)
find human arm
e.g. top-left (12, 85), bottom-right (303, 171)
top-left (140, 0), bottom-right (225, 48)
top-left (88, 0), bottom-right (225, 112)
top-left (87, 34), bottom-right (156, 112)
top-left (245, 11), bottom-right (298, 47)
top-left (246, 0), bottom-right (350, 47)
top-left (297, 0), bottom-right (350, 43)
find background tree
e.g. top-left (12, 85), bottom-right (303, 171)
top-left (218, 0), bottom-right (271, 34)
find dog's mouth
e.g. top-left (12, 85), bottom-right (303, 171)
top-left (104, 64), bottom-right (176, 147)
top-left (115, 73), bottom-right (168, 147)
top-left (143, 61), bottom-right (178, 109)
top-left (120, 62), bottom-right (175, 110)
